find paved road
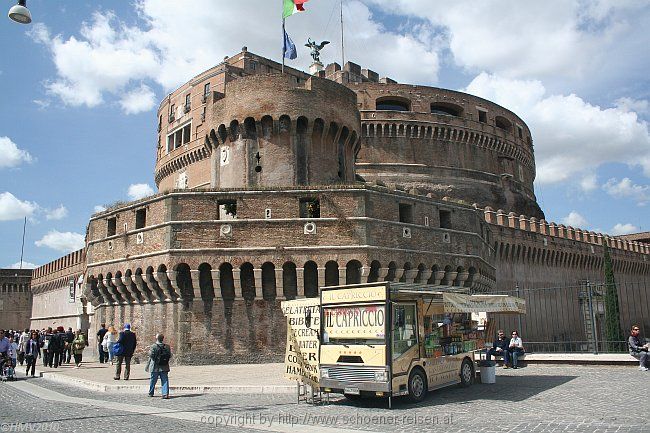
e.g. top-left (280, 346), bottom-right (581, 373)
top-left (0, 365), bottom-right (648, 432)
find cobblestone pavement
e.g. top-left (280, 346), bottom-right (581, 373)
top-left (0, 365), bottom-right (648, 432)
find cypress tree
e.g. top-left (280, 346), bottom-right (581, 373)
top-left (603, 244), bottom-right (624, 351)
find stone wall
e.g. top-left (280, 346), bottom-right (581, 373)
top-left (0, 269), bottom-right (32, 330)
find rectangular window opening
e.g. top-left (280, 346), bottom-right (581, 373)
top-left (478, 110), bottom-right (487, 123)
top-left (135, 209), bottom-right (146, 229)
top-left (517, 125), bottom-right (523, 139)
top-left (107, 218), bottom-right (117, 237)
top-left (398, 203), bottom-right (413, 224)
top-left (218, 200), bottom-right (237, 220)
top-left (439, 210), bottom-right (452, 229)
top-left (299, 198), bottom-right (321, 218)
top-left (182, 124), bottom-right (191, 144)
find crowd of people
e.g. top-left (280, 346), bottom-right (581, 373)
top-left (0, 326), bottom-right (87, 378)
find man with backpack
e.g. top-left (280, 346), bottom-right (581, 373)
top-left (114, 323), bottom-right (137, 380)
top-left (147, 333), bottom-right (172, 399)
top-left (42, 327), bottom-right (55, 367)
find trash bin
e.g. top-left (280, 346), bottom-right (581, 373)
top-left (479, 360), bottom-right (496, 384)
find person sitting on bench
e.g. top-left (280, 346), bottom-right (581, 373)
top-left (486, 329), bottom-right (510, 365)
top-left (506, 330), bottom-right (525, 369)
top-left (628, 324), bottom-right (649, 371)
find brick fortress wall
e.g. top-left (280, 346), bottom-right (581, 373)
top-left (0, 269), bottom-right (32, 330)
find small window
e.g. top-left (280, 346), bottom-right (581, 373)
top-left (158, 115), bottom-right (162, 131)
top-left (182, 124), bottom-right (191, 144)
top-left (398, 203), bottom-right (413, 224)
top-left (439, 210), bottom-right (452, 229)
top-left (376, 98), bottom-right (410, 112)
top-left (135, 209), bottom-right (146, 229)
top-left (218, 200), bottom-right (237, 220)
top-left (167, 135), bottom-right (173, 153)
top-left (185, 94), bottom-right (191, 106)
top-left (517, 125), bottom-right (523, 139)
top-left (170, 104), bottom-right (175, 115)
top-left (300, 198), bottom-right (320, 218)
top-left (478, 110), bottom-right (487, 123)
top-left (430, 103), bottom-right (462, 117)
top-left (107, 218), bottom-right (117, 237)
top-left (203, 83), bottom-right (210, 96)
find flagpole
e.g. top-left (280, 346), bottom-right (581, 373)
top-left (282, 17), bottom-right (286, 74)
top-left (19, 216), bottom-right (26, 269)
top-left (340, 0), bottom-right (345, 67)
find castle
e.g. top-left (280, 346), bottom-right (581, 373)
top-left (20, 48), bottom-right (649, 363)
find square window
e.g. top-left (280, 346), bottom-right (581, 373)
top-left (107, 218), bottom-right (117, 237)
top-left (439, 210), bottom-right (452, 229)
top-left (398, 203), bottom-right (413, 224)
top-left (478, 110), bottom-right (487, 123)
top-left (299, 198), bottom-right (320, 218)
top-left (135, 209), bottom-right (146, 229)
top-left (218, 200), bottom-right (237, 220)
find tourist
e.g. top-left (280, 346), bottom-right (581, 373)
top-left (17, 328), bottom-right (29, 366)
top-left (114, 323), bottom-right (137, 380)
top-left (147, 333), bottom-right (172, 399)
top-left (41, 327), bottom-right (53, 367)
top-left (102, 326), bottom-right (119, 365)
top-left (71, 329), bottom-right (86, 368)
top-left (96, 323), bottom-right (108, 364)
top-left (8, 335), bottom-right (18, 368)
top-left (486, 329), bottom-right (510, 365)
top-left (64, 327), bottom-right (75, 364)
top-left (24, 331), bottom-right (40, 377)
top-left (506, 330), bottom-right (525, 369)
top-left (628, 325), bottom-right (649, 371)
top-left (0, 330), bottom-right (9, 374)
top-left (53, 326), bottom-right (67, 368)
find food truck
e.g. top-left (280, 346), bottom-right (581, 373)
top-left (316, 282), bottom-right (525, 404)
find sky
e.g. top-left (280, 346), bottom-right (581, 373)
top-left (1, 0), bottom-right (649, 269)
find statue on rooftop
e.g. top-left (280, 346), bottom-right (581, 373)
top-left (305, 38), bottom-right (330, 63)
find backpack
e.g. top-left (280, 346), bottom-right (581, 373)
top-left (43, 336), bottom-right (51, 350)
top-left (112, 342), bottom-right (124, 356)
top-left (154, 344), bottom-right (171, 366)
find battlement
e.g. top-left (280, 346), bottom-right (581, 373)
top-left (482, 207), bottom-right (650, 256)
top-left (32, 248), bottom-right (85, 282)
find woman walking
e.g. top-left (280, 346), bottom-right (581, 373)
top-left (72, 330), bottom-right (86, 368)
top-left (103, 326), bottom-right (118, 365)
top-left (24, 331), bottom-right (40, 377)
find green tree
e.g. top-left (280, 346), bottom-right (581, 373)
top-left (603, 244), bottom-right (624, 351)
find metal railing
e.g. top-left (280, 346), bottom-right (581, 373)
top-left (484, 280), bottom-right (650, 353)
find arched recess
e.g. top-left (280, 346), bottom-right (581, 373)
top-left (400, 262), bottom-right (412, 283)
top-left (261, 262), bottom-right (276, 301)
top-left (304, 261), bottom-right (318, 298)
top-left (217, 124), bottom-right (228, 144)
top-left (376, 96), bottom-right (411, 111)
top-left (430, 102), bottom-right (463, 117)
top-left (325, 261), bottom-right (339, 286)
top-left (346, 260), bottom-right (362, 284)
top-left (386, 261), bottom-right (397, 282)
top-left (415, 263), bottom-right (426, 283)
top-left (337, 126), bottom-right (350, 181)
top-left (243, 117), bottom-right (257, 139)
top-left (495, 116), bottom-right (512, 132)
top-left (198, 263), bottom-right (215, 303)
top-left (219, 263), bottom-right (235, 300)
top-left (279, 115), bottom-right (291, 134)
top-left (368, 260), bottom-right (381, 283)
top-left (261, 115), bottom-right (273, 140)
top-left (175, 263), bottom-right (194, 303)
top-left (296, 116), bottom-right (309, 185)
top-left (283, 262), bottom-right (297, 300)
top-left (240, 262), bottom-right (256, 302)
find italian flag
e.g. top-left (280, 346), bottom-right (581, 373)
top-left (283, 0), bottom-right (309, 18)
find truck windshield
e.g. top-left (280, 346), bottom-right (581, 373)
top-left (322, 304), bottom-right (386, 345)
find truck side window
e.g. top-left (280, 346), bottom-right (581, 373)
top-left (392, 304), bottom-right (417, 360)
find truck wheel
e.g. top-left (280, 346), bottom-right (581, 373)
top-left (408, 369), bottom-right (427, 402)
top-left (459, 358), bottom-right (474, 387)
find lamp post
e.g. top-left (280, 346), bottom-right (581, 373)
top-left (8, 0), bottom-right (31, 24)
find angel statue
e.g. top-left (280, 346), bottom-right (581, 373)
top-left (305, 38), bottom-right (330, 63)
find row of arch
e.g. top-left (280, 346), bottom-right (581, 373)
top-left (495, 241), bottom-right (650, 275)
top-left (155, 146), bottom-right (210, 186)
top-left (362, 121), bottom-right (533, 168)
top-left (84, 260), bottom-right (489, 307)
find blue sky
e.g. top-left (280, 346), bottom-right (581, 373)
top-left (1, 0), bottom-right (649, 269)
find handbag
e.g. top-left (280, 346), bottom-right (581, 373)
top-left (112, 342), bottom-right (124, 356)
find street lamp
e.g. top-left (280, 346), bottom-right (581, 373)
top-left (8, 0), bottom-right (31, 24)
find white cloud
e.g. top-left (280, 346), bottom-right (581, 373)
top-left (35, 230), bottom-right (85, 252)
top-left (93, 205), bottom-right (107, 213)
top-left (119, 84), bottom-right (156, 115)
top-left (29, 1), bottom-right (439, 110)
top-left (562, 211), bottom-right (589, 228)
top-left (33, 99), bottom-right (51, 110)
top-left (610, 223), bottom-right (640, 236)
top-left (45, 205), bottom-right (68, 221)
top-left (8, 261), bottom-right (37, 269)
top-left (0, 192), bottom-right (38, 221)
top-left (0, 136), bottom-right (33, 169)
top-left (464, 73), bottom-right (650, 185)
top-left (615, 97), bottom-right (649, 115)
top-left (579, 173), bottom-right (598, 193)
top-left (127, 183), bottom-right (154, 200)
top-left (602, 178), bottom-right (649, 205)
